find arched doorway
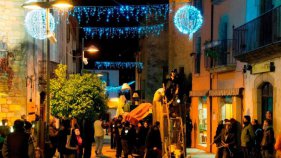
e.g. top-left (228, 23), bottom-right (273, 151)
top-left (261, 82), bottom-right (273, 121)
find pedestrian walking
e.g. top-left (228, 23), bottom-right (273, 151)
top-left (240, 115), bottom-right (255, 158)
top-left (275, 133), bottom-right (281, 158)
top-left (145, 122), bottom-right (162, 158)
top-left (94, 115), bottom-right (105, 157)
top-left (261, 119), bottom-right (275, 158)
top-left (2, 119), bottom-right (34, 158)
top-left (128, 123), bottom-right (136, 155)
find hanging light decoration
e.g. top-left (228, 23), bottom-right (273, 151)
top-left (83, 24), bottom-right (164, 39)
top-left (25, 9), bottom-right (56, 39)
top-left (69, 4), bottom-right (169, 23)
top-left (95, 62), bottom-right (143, 70)
top-left (174, 5), bottom-right (203, 39)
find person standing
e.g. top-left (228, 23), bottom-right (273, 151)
top-left (220, 121), bottom-right (236, 158)
top-left (275, 133), bottom-right (281, 158)
top-left (121, 122), bottom-right (130, 158)
top-left (115, 120), bottom-right (123, 158)
top-left (240, 115), bottom-right (255, 158)
top-left (252, 119), bottom-right (263, 158)
top-left (261, 119), bottom-right (275, 158)
top-left (145, 122), bottom-right (162, 158)
top-left (2, 119), bottom-right (33, 158)
top-left (94, 115), bottom-right (105, 156)
top-left (48, 119), bottom-right (58, 158)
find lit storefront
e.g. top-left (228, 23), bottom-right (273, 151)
top-left (198, 96), bottom-right (207, 146)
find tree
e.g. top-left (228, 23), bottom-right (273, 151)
top-left (50, 64), bottom-right (108, 120)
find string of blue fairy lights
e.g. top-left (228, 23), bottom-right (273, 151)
top-left (106, 81), bottom-right (135, 92)
top-left (83, 23), bottom-right (164, 39)
top-left (69, 4), bottom-right (169, 23)
top-left (95, 62), bottom-right (143, 69)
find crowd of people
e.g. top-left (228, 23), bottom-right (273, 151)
top-left (110, 115), bottom-right (162, 158)
top-left (214, 111), bottom-right (281, 158)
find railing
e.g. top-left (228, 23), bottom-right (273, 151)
top-left (204, 39), bottom-right (236, 68)
top-left (233, 5), bottom-right (281, 57)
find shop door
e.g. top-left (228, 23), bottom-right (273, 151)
top-left (261, 82), bottom-right (273, 121)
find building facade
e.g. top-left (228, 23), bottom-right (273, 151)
top-left (0, 0), bottom-right (79, 126)
top-left (190, 0), bottom-right (246, 152)
top-left (234, 0), bottom-right (281, 135)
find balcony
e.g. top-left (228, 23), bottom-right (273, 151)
top-left (204, 40), bottom-right (236, 72)
top-left (233, 5), bottom-right (281, 63)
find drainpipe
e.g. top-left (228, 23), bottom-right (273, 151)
top-left (210, 2), bottom-right (214, 153)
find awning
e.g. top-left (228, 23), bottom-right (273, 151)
top-left (209, 88), bottom-right (243, 96)
top-left (189, 90), bottom-right (209, 97)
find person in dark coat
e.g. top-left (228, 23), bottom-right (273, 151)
top-left (110, 118), bottom-right (117, 149)
top-left (128, 123), bottom-right (137, 155)
top-left (252, 119), bottom-right (263, 158)
top-left (145, 123), bottom-right (162, 158)
top-left (214, 120), bottom-right (224, 158)
top-left (220, 121), bottom-right (236, 158)
top-left (138, 121), bottom-right (150, 157)
top-left (115, 120), bottom-right (123, 158)
top-left (2, 119), bottom-right (33, 158)
top-left (58, 120), bottom-right (77, 158)
top-left (121, 122), bottom-right (130, 158)
top-left (261, 119), bottom-right (275, 158)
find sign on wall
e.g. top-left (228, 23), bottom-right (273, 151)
top-left (252, 62), bottom-right (275, 74)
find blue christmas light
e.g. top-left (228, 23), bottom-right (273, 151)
top-left (83, 24), bottom-right (164, 39)
top-left (106, 81), bottom-right (135, 92)
top-left (25, 9), bottom-right (56, 40)
top-left (95, 62), bottom-right (143, 69)
top-left (174, 5), bottom-right (203, 39)
top-left (69, 4), bottom-right (169, 23)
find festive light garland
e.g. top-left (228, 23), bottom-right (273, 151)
top-left (83, 24), bottom-right (164, 38)
top-left (69, 4), bottom-right (169, 23)
top-left (25, 9), bottom-right (56, 40)
top-left (95, 62), bottom-right (143, 69)
top-left (106, 81), bottom-right (135, 92)
top-left (174, 5), bottom-right (203, 39)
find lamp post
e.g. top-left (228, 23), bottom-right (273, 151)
top-left (23, 0), bottom-right (73, 155)
top-left (81, 38), bottom-right (99, 73)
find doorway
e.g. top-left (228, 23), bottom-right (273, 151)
top-left (261, 82), bottom-right (273, 121)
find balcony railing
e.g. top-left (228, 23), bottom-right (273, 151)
top-left (204, 39), bottom-right (236, 69)
top-left (212, 0), bottom-right (225, 5)
top-left (233, 5), bottom-right (281, 62)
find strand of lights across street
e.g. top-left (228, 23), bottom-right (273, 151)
top-left (174, 5), bottom-right (203, 39)
top-left (106, 81), bottom-right (135, 92)
top-left (83, 24), bottom-right (164, 39)
top-left (69, 4), bottom-right (169, 23)
top-left (95, 62), bottom-right (143, 69)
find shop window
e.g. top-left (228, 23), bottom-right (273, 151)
top-left (221, 96), bottom-right (233, 120)
top-left (198, 97), bottom-right (207, 145)
top-left (261, 82), bottom-right (273, 121)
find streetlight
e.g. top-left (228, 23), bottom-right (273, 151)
top-left (81, 38), bottom-right (99, 72)
top-left (22, 0), bottom-right (73, 154)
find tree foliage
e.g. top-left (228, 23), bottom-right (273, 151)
top-left (50, 64), bottom-right (108, 120)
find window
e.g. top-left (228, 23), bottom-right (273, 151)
top-left (195, 37), bottom-right (201, 73)
top-left (198, 96), bottom-right (207, 146)
top-left (194, 0), bottom-right (203, 15)
top-left (221, 96), bottom-right (233, 120)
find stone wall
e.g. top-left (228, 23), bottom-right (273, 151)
top-left (0, 0), bottom-right (27, 125)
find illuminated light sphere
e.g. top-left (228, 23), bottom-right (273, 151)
top-left (174, 5), bottom-right (203, 39)
top-left (25, 9), bottom-right (56, 40)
